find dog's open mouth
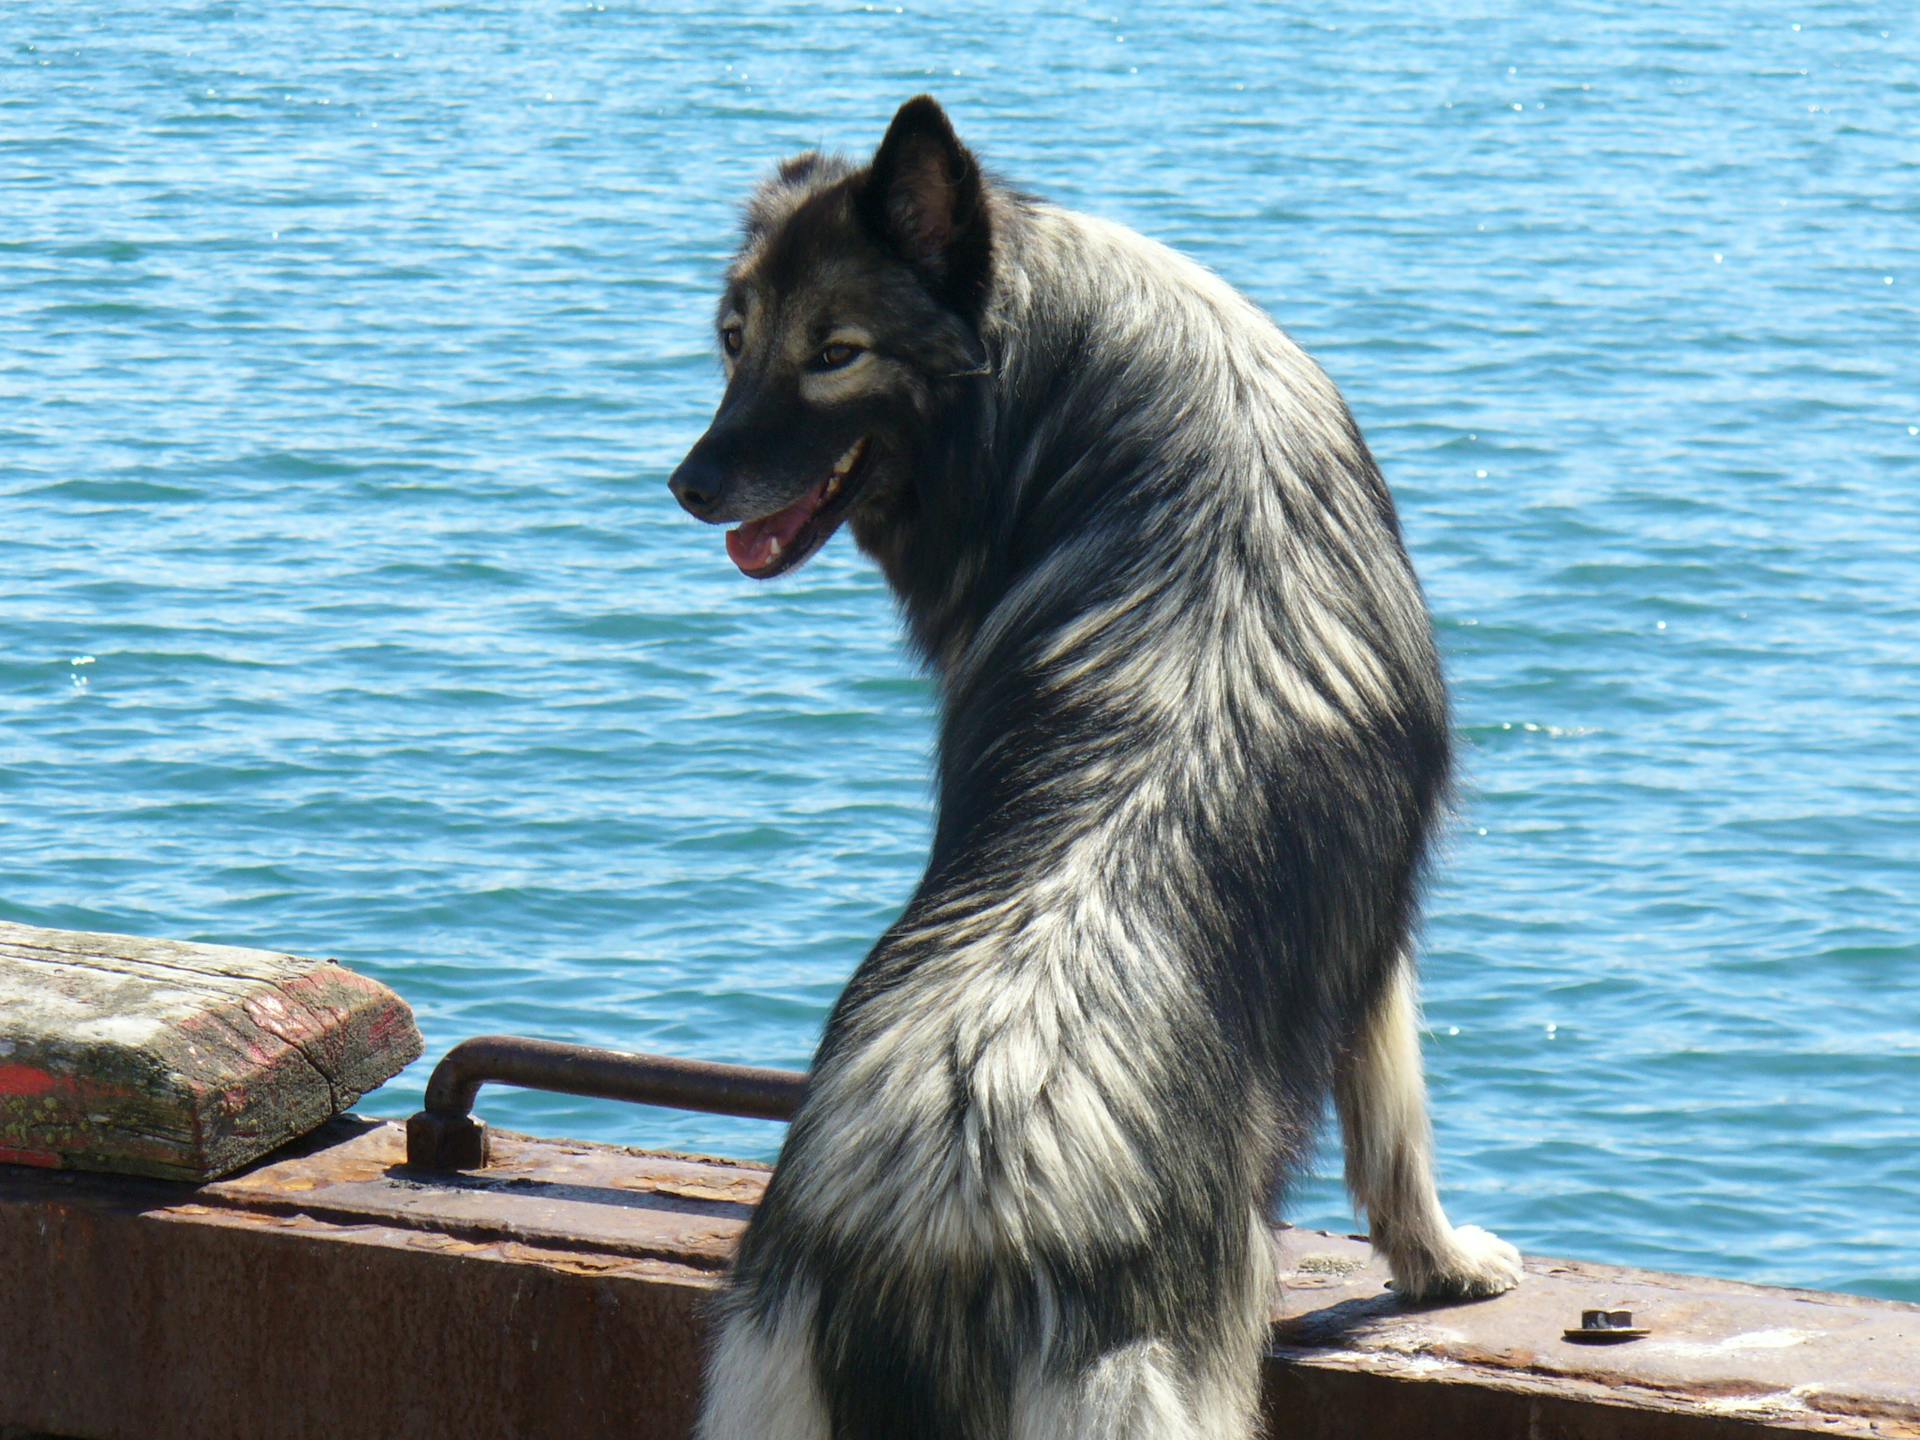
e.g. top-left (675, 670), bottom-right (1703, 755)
top-left (725, 438), bottom-right (871, 580)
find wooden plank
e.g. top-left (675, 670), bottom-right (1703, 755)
top-left (0, 920), bottom-right (420, 1181)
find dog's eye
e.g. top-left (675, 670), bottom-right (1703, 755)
top-left (815, 342), bottom-right (863, 371)
top-left (722, 324), bottom-right (744, 357)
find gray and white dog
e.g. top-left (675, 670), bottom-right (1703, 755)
top-left (670, 96), bottom-right (1521, 1440)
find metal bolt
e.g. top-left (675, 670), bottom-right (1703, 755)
top-left (406, 1109), bottom-right (489, 1170)
top-left (1564, 1307), bottom-right (1649, 1343)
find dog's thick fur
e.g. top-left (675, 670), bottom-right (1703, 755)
top-left (670, 97), bottom-right (1521, 1440)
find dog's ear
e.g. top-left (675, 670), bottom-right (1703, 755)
top-left (859, 96), bottom-right (991, 310)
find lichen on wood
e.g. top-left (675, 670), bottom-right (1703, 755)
top-left (0, 920), bottom-right (422, 1181)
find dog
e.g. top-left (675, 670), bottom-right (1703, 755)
top-left (669, 95), bottom-right (1521, 1440)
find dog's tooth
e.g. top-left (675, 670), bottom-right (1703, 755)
top-left (767, 537), bottom-right (783, 560)
top-left (832, 439), bottom-right (865, 477)
top-left (824, 476), bottom-right (842, 499)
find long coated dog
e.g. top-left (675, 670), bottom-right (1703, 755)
top-left (669, 96), bottom-right (1521, 1440)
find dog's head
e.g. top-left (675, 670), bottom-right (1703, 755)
top-left (669, 97), bottom-right (992, 580)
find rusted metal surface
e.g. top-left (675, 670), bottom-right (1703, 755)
top-left (0, 920), bottom-right (420, 1181)
top-left (0, 1169), bottom-right (713, 1439)
top-left (4, 1119), bottom-right (1917, 1439)
top-left (406, 1036), bottom-right (806, 1169)
top-left (215, 1115), bottom-right (763, 1270)
top-left (1265, 1233), bottom-right (1920, 1437)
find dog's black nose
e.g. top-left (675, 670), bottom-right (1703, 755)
top-left (669, 461), bottom-right (725, 521)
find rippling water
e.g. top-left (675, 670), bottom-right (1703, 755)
top-left (5, 2), bottom-right (1916, 1300)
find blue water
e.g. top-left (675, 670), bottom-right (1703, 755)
top-left (4, 2), bottom-right (1916, 1302)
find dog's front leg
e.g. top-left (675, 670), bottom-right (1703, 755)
top-left (1334, 955), bottom-right (1524, 1300)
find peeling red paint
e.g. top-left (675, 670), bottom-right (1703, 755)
top-left (242, 995), bottom-right (302, 1037)
top-left (179, 1006), bottom-right (284, 1067)
top-left (0, 1063), bottom-right (58, 1099)
top-left (0, 1064), bottom-right (132, 1105)
top-left (366, 1009), bottom-right (407, 1046)
top-left (278, 969), bottom-right (354, 1026)
top-left (0, 1144), bottom-right (60, 1168)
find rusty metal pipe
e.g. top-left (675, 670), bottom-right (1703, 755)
top-left (406, 1035), bottom-right (807, 1170)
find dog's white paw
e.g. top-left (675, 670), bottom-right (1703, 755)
top-left (1391, 1224), bottom-right (1524, 1301)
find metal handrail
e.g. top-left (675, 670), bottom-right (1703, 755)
top-left (405, 1034), bottom-right (807, 1170)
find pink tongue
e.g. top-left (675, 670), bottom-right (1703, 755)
top-left (725, 485), bottom-right (824, 574)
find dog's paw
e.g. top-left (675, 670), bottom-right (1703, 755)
top-left (1391, 1224), bottom-right (1524, 1301)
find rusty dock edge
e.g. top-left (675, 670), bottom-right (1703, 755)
top-left (3, 1118), bottom-right (1916, 1440)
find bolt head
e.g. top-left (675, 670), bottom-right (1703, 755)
top-left (406, 1110), bottom-right (489, 1170)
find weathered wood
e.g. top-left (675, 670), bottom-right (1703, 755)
top-left (0, 920), bottom-right (420, 1181)
top-left (3, 1118), bottom-right (1914, 1439)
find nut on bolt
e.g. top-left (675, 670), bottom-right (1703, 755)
top-left (406, 1109), bottom-right (490, 1170)
top-left (1564, 1308), bottom-right (1650, 1343)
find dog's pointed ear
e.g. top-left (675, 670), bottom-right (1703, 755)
top-left (859, 96), bottom-right (991, 310)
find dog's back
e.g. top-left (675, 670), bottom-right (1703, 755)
top-left (673, 97), bottom-right (1519, 1440)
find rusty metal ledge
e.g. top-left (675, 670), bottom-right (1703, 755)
top-left (3, 1117), bottom-right (1915, 1440)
